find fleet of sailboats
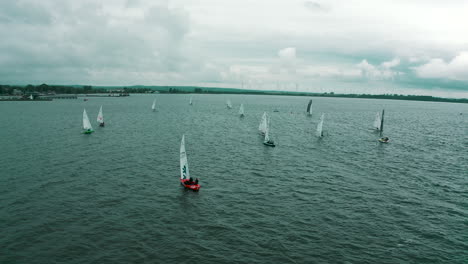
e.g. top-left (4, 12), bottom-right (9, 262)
top-left (82, 109), bottom-right (94, 134)
top-left (97, 106), bottom-right (104, 127)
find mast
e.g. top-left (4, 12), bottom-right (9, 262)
top-left (380, 109), bottom-right (385, 136)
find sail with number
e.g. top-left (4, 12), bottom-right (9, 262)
top-left (306, 100), bottom-right (312, 115)
top-left (316, 113), bottom-right (324, 137)
top-left (152, 99), bottom-right (156, 111)
top-left (180, 135), bottom-right (190, 180)
top-left (97, 106), bottom-right (104, 126)
top-left (258, 112), bottom-right (267, 134)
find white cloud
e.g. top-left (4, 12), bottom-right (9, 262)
top-left (356, 59), bottom-right (402, 80)
top-left (413, 52), bottom-right (468, 81)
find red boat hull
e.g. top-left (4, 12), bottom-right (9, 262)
top-left (180, 179), bottom-right (200, 191)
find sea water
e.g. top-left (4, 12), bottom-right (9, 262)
top-left (1, 94), bottom-right (466, 263)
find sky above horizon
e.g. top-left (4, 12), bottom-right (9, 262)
top-left (1, 0), bottom-right (467, 97)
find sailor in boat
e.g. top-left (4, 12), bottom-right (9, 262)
top-left (99, 122), bottom-right (105, 127)
top-left (379, 137), bottom-right (389, 143)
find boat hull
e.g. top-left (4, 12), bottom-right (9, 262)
top-left (378, 138), bottom-right (389, 143)
top-left (83, 130), bottom-right (94, 134)
top-left (263, 142), bottom-right (275, 147)
top-left (180, 179), bottom-right (200, 191)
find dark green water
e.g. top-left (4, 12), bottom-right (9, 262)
top-left (1, 94), bottom-right (467, 263)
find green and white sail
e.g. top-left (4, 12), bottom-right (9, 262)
top-left (316, 113), bottom-right (324, 137)
top-left (152, 99), bottom-right (156, 111)
top-left (180, 135), bottom-right (190, 180)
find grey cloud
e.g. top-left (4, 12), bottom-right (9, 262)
top-left (0, 0), bottom-right (51, 24)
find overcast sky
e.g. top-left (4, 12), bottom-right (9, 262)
top-left (1, 0), bottom-right (467, 97)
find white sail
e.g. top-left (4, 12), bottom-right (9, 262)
top-left (189, 97), bottom-right (193, 105)
top-left (258, 112), bottom-right (267, 134)
top-left (239, 104), bottom-right (244, 116)
top-left (264, 117), bottom-right (271, 142)
top-left (83, 109), bottom-right (93, 130)
top-left (29, 94), bottom-right (33, 100)
top-left (316, 113), bottom-right (324, 137)
top-left (152, 99), bottom-right (156, 111)
top-left (227, 99), bottom-right (232, 109)
top-left (373, 112), bottom-right (381, 130)
top-left (180, 135), bottom-right (190, 180)
top-left (97, 106), bottom-right (104, 124)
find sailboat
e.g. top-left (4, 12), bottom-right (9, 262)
top-left (239, 104), bottom-right (245, 117)
top-left (180, 135), bottom-right (200, 191)
top-left (97, 106), bottom-right (104, 127)
top-left (189, 97), bottom-right (193, 105)
top-left (378, 110), bottom-right (389, 143)
top-left (373, 111), bottom-right (382, 130)
top-left (29, 94), bottom-right (34, 100)
top-left (258, 112), bottom-right (267, 135)
top-left (306, 99), bottom-right (312, 116)
top-left (227, 99), bottom-right (232, 109)
top-left (316, 113), bottom-right (325, 137)
top-left (82, 109), bottom-right (94, 134)
top-left (263, 117), bottom-right (275, 147)
top-left (151, 99), bottom-right (156, 112)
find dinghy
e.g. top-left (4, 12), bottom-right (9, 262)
top-left (82, 109), bottom-right (94, 134)
top-left (152, 99), bottom-right (156, 112)
top-left (189, 97), bottom-right (193, 105)
top-left (227, 99), bottom-right (232, 109)
top-left (180, 135), bottom-right (200, 191)
top-left (306, 99), bottom-right (312, 116)
top-left (378, 110), bottom-right (389, 143)
top-left (97, 106), bottom-right (104, 127)
top-left (239, 103), bottom-right (245, 117)
top-left (263, 117), bottom-right (275, 147)
top-left (316, 113), bottom-right (324, 137)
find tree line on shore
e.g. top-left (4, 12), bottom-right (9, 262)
top-left (1, 84), bottom-right (466, 103)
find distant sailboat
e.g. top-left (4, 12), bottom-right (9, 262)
top-left (258, 112), bottom-right (267, 135)
top-left (316, 113), bottom-right (325, 137)
top-left (189, 97), bottom-right (193, 105)
top-left (227, 99), bottom-right (232, 109)
top-left (373, 111), bottom-right (382, 130)
top-left (239, 104), bottom-right (245, 117)
top-left (152, 99), bottom-right (156, 112)
top-left (378, 110), bottom-right (389, 143)
top-left (29, 94), bottom-right (34, 100)
top-left (83, 109), bottom-right (94, 134)
top-left (306, 99), bottom-right (312, 116)
top-left (180, 135), bottom-right (200, 191)
top-left (263, 117), bottom-right (275, 147)
top-left (97, 106), bottom-right (104, 127)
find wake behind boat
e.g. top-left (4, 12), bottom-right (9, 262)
top-left (180, 135), bottom-right (200, 191)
